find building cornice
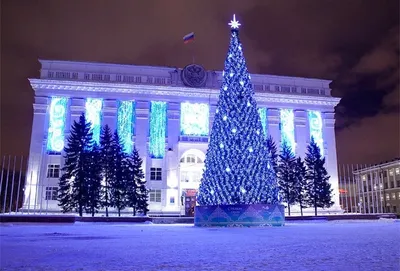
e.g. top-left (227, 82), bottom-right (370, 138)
top-left (353, 159), bottom-right (400, 174)
top-left (29, 79), bottom-right (341, 107)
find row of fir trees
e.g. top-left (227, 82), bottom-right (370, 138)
top-left (266, 135), bottom-right (333, 216)
top-left (58, 113), bottom-right (148, 217)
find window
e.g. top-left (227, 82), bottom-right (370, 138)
top-left (396, 168), bottom-right (400, 175)
top-left (386, 194), bottom-right (390, 200)
top-left (398, 192), bottom-right (400, 199)
top-left (149, 189), bottom-right (161, 202)
top-left (169, 197), bottom-right (175, 204)
top-left (392, 193), bottom-right (396, 200)
top-left (45, 187), bottom-right (58, 200)
top-left (393, 206), bottom-right (397, 213)
top-left (389, 169), bottom-right (394, 176)
top-left (150, 168), bottom-right (162, 181)
top-left (47, 164), bottom-right (60, 178)
top-left (180, 154), bottom-right (204, 164)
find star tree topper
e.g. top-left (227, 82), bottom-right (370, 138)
top-left (228, 14), bottom-right (241, 29)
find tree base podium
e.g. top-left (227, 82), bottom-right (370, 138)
top-left (194, 204), bottom-right (285, 227)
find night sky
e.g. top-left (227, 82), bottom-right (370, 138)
top-left (1, 0), bottom-right (399, 165)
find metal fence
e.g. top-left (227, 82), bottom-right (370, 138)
top-left (338, 164), bottom-right (399, 214)
top-left (0, 154), bottom-right (397, 215)
top-left (0, 155), bottom-right (27, 214)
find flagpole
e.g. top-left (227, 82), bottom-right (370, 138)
top-left (183, 32), bottom-right (195, 64)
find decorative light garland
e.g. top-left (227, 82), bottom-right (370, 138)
top-left (47, 97), bottom-right (68, 152)
top-left (149, 101), bottom-right (167, 158)
top-left (308, 110), bottom-right (324, 156)
top-left (258, 107), bottom-right (267, 138)
top-left (117, 100), bottom-right (135, 153)
top-left (85, 98), bottom-right (103, 144)
top-left (180, 102), bottom-right (209, 136)
top-left (280, 109), bottom-right (296, 153)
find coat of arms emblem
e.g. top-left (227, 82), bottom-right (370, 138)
top-left (181, 64), bottom-right (207, 88)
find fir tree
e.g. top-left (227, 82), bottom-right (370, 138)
top-left (110, 131), bottom-right (127, 216)
top-left (85, 144), bottom-right (102, 217)
top-left (304, 137), bottom-right (333, 216)
top-left (277, 143), bottom-right (297, 216)
top-left (266, 135), bottom-right (279, 176)
top-left (294, 157), bottom-right (307, 216)
top-left (58, 113), bottom-right (94, 216)
top-left (99, 125), bottom-right (114, 217)
top-left (197, 15), bottom-right (279, 206)
top-left (125, 147), bottom-right (148, 216)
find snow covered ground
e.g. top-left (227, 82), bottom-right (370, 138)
top-left (1, 220), bottom-right (399, 271)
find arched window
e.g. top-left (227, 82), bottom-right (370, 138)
top-left (180, 153), bottom-right (204, 164)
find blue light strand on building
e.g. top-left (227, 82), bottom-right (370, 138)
top-left (180, 102), bottom-right (209, 136)
top-left (85, 98), bottom-right (103, 144)
top-left (258, 107), bottom-right (267, 138)
top-left (149, 101), bottom-right (167, 158)
top-left (308, 110), bottom-right (324, 156)
top-left (117, 100), bottom-right (135, 154)
top-left (280, 109), bottom-right (296, 153)
top-left (47, 97), bottom-right (68, 152)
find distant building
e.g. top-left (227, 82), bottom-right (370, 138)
top-left (352, 158), bottom-right (400, 214)
top-left (23, 59), bottom-right (342, 215)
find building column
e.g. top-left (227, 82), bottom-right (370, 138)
top-left (294, 110), bottom-right (308, 158)
top-left (102, 99), bottom-right (118, 131)
top-left (23, 97), bottom-right (49, 209)
top-left (267, 108), bottom-right (281, 150)
top-left (323, 111), bottom-right (342, 212)
top-left (165, 102), bottom-right (180, 212)
top-left (67, 98), bottom-right (86, 132)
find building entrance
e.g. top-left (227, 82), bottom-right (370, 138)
top-left (183, 189), bottom-right (197, 216)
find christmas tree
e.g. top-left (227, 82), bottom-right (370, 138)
top-left (85, 143), bottom-right (102, 217)
top-left (99, 125), bottom-right (114, 217)
top-left (110, 131), bottom-right (127, 216)
top-left (277, 143), bottom-right (297, 215)
top-left (124, 147), bottom-right (148, 216)
top-left (58, 113), bottom-right (94, 216)
top-left (197, 15), bottom-right (279, 206)
top-left (294, 157), bottom-right (307, 216)
top-left (266, 135), bottom-right (279, 176)
top-left (304, 137), bottom-right (333, 215)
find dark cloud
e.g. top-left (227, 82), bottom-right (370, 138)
top-left (333, 25), bottom-right (399, 129)
top-left (1, 0), bottom-right (399, 163)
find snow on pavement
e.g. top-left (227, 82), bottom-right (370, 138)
top-left (1, 220), bottom-right (399, 271)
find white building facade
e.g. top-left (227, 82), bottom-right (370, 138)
top-left (24, 59), bottom-right (342, 215)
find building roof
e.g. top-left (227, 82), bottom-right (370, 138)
top-left (353, 158), bottom-right (400, 174)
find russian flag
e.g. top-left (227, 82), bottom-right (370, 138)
top-left (183, 32), bottom-right (195, 44)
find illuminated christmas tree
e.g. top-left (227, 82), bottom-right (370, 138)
top-left (197, 15), bottom-right (279, 206)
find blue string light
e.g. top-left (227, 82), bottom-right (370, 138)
top-left (308, 110), bottom-right (324, 156)
top-left (85, 98), bottom-right (103, 144)
top-left (117, 100), bottom-right (135, 154)
top-left (149, 101), bottom-right (167, 158)
top-left (180, 102), bottom-right (209, 136)
top-left (280, 109), bottom-right (296, 153)
top-left (47, 97), bottom-right (68, 152)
